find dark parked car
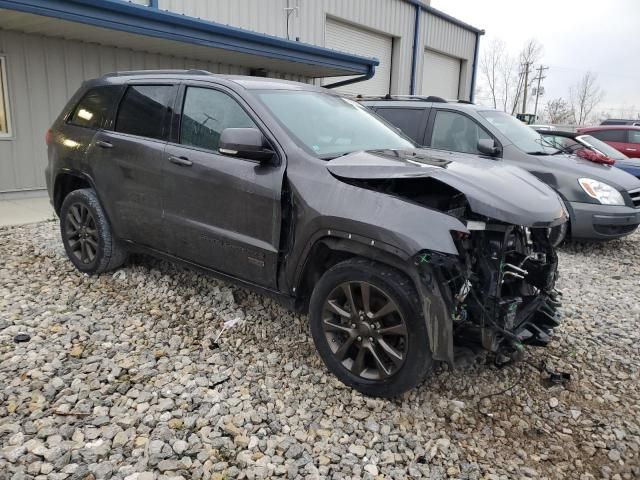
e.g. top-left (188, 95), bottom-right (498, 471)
top-left (601, 119), bottom-right (640, 126)
top-left (362, 97), bottom-right (640, 243)
top-left (537, 129), bottom-right (640, 180)
top-left (577, 126), bottom-right (640, 159)
top-left (47, 71), bottom-right (566, 397)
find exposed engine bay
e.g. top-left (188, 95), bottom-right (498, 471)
top-left (417, 224), bottom-right (561, 365)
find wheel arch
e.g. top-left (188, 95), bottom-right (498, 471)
top-left (292, 232), bottom-right (417, 313)
top-left (53, 170), bottom-right (97, 215)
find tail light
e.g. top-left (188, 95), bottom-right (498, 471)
top-left (45, 129), bottom-right (53, 146)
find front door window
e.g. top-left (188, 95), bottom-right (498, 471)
top-left (431, 110), bottom-right (491, 154)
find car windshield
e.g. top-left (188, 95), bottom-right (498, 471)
top-left (479, 110), bottom-right (559, 155)
top-left (577, 134), bottom-right (628, 160)
top-left (253, 90), bottom-right (414, 158)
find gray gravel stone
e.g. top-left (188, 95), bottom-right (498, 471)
top-left (1, 222), bottom-right (638, 479)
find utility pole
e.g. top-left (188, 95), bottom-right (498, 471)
top-left (532, 65), bottom-right (549, 120)
top-left (521, 61), bottom-right (533, 114)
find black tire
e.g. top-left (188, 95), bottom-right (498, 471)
top-left (309, 258), bottom-right (432, 397)
top-left (548, 221), bottom-right (569, 247)
top-left (60, 188), bottom-right (127, 274)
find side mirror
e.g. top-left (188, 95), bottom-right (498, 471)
top-left (477, 138), bottom-right (501, 157)
top-left (219, 128), bottom-right (275, 163)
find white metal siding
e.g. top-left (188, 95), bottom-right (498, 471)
top-left (158, 0), bottom-right (417, 94)
top-left (0, 29), bottom-right (252, 192)
top-left (422, 49), bottom-right (460, 99)
top-left (417, 10), bottom-right (477, 100)
top-left (323, 18), bottom-right (392, 95)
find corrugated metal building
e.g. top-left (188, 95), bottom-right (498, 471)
top-left (0, 0), bottom-right (482, 194)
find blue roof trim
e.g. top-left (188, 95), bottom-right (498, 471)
top-left (403, 0), bottom-right (484, 34)
top-left (0, 0), bottom-right (379, 77)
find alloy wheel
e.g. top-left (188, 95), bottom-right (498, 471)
top-left (65, 203), bottom-right (99, 265)
top-left (321, 281), bottom-right (408, 380)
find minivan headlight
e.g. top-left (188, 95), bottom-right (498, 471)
top-left (578, 178), bottom-right (624, 205)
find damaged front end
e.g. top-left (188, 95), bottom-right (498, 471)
top-left (325, 148), bottom-right (568, 366)
top-left (415, 223), bottom-right (562, 366)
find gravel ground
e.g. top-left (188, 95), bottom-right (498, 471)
top-left (1, 221), bottom-right (638, 480)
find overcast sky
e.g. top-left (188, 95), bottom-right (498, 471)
top-left (431, 0), bottom-right (640, 118)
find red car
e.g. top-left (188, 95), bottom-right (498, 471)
top-left (577, 126), bottom-right (640, 159)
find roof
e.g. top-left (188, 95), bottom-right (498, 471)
top-left (358, 96), bottom-right (486, 110)
top-left (578, 125), bottom-right (640, 132)
top-left (0, 0), bottom-right (378, 78)
top-left (98, 70), bottom-right (328, 92)
top-left (537, 130), bottom-right (578, 138)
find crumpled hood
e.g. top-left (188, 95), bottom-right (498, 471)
top-left (327, 149), bottom-right (567, 228)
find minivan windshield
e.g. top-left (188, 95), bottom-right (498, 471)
top-left (254, 90), bottom-right (414, 158)
top-left (479, 110), bottom-right (559, 155)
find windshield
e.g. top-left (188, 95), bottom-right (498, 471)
top-left (253, 90), bottom-right (414, 158)
top-left (479, 110), bottom-right (559, 155)
top-left (577, 135), bottom-right (628, 160)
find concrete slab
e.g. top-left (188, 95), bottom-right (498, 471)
top-left (0, 196), bottom-right (56, 227)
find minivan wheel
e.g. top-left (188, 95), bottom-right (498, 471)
top-left (60, 188), bottom-right (127, 274)
top-left (309, 258), bottom-right (432, 397)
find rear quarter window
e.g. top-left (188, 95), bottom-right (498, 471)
top-left (68, 86), bottom-right (122, 130)
top-left (115, 85), bottom-right (175, 140)
top-left (375, 107), bottom-right (426, 143)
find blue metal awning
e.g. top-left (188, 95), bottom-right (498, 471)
top-left (0, 0), bottom-right (379, 78)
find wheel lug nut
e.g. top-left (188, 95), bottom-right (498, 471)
top-left (357, 336), bottom-right (362, 341)
top-left (351, 324), bottom-right (356, 329)
top-left (369, 337), bottom-right (373, 342)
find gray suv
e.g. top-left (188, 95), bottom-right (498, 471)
top-left (47, 71), bottom-right (566, 397)
top-left (362, 97), bottom-right (640, 243)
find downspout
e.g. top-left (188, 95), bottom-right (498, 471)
top-left (323, 64), bottom-right (376, 89)
top-left (469, 29), bottom-right (485, 103)
top-left (409, 4), bottom-right (420, 95)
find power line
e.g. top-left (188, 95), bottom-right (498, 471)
top-left (532, 65), bottom-right (549, 118)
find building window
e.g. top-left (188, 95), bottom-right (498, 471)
top-left (0, 56), bottom-right (11, 137)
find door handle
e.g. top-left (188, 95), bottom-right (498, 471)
top-left (169, 155), bottom-right (193, 166)
top-left (96, 140), bottom-right (113, 149)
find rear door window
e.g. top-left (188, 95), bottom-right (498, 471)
top-left (590, 129), bottom-right (626, 143)
top-left (180, 87), bottom-right (257, 152)
top-left (430, 110), bottom-right (492, 154)
top-left (115, 85), bottom-right (175, 140)
top-left (628, 130), bottom-right (640, 144)
top-left (375, 108), bottom-right (426, 144)
top-left (69, 86), bottom-right (122, 130)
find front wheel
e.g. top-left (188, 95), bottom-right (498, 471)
top-left (309, 258), bottom-right (432, 397)
top-left (548, 221), bottom-right (569, 247)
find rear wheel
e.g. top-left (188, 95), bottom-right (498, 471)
top-left (309, 258), bottom-right (432, 397)
top-left (60, 188), bottom-right (127, 274)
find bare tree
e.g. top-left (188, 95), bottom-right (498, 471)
top-left (544, 98), bottom-right (572, 124)
top-left (479, 38), bottom-right (506, 109)
top-left (569, 72), bottom-right (604, 125)
top-left (478, 38), bottom-right (544, 114)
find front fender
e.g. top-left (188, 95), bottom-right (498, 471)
top-left (286, 177), bottom-right (469, 290)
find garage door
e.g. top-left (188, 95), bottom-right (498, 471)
top-left (422, 50), bottom-right (460, 99)
top-left (323, 19), bottom-right (392, 96)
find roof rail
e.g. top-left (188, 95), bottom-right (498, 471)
top-left (353, 94), bottom-right (448, 103)
top-left (102, 69), bottom-right (213, 77)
